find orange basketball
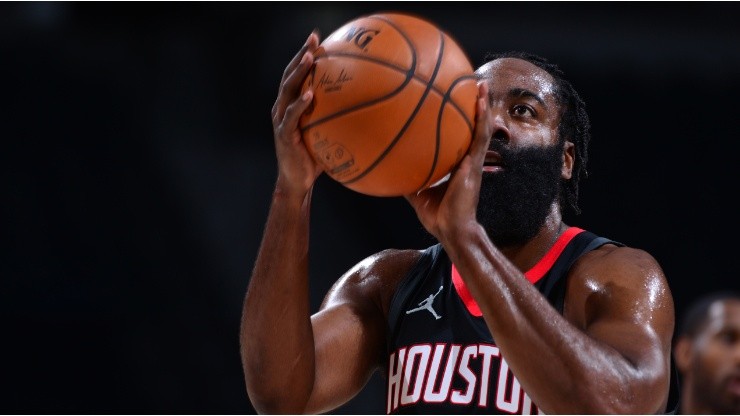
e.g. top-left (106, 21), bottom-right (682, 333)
top-left (299, 12), bottom-right (478, 197)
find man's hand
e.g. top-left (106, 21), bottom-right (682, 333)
top-left (405, 81), bottom-right (493, 243)
top-left (271, 31), bottom-right (323, 198)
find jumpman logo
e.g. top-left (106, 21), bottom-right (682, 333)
top-left (406, 285), bottom-right (443, 320)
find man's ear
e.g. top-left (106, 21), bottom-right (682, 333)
top-left (673, 337), bottom-right (692, 374)
top-left (562, 140), bottom-right (574, 180)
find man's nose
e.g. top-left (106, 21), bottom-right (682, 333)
top-left (489, 106), bottom-right (510, 146)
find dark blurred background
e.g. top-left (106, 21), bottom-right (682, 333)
top-left (2, 1), bottom-right (739, 413)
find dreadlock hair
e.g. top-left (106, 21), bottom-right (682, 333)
top-left (676, 291), bottom-right (740, 339)
top-left (481, 51), bottom-right (591, 216)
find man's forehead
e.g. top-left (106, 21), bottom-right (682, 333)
top-left (476, 58), bottom-right (556, 98)
top-left (706, 299), bottom-right (740, 332)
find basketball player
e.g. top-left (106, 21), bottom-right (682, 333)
top-left (241, 31), bottom-right (679, 413)
top-left (673, 292), bottom-right (740, 414)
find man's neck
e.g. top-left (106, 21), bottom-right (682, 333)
top-left (499, 203), bottom-right (565, 273)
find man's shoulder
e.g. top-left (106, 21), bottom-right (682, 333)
top-left (563, 238), bottom-right (675, 343)
top-left (567, 241), bottom-right (669, 305)
top-left (577, 242), bottom-right (664, 278)
top-left (325, 246), bottom-right (431, 314)
top-left (361, 246), bottom-right (432, 275)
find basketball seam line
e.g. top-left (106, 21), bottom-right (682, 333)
top-left (299, 53), bottom-right (415, 132)
top-left (416, 32), bottom-right (447, 193)
top-left (342, 25), bottom-right (445, 187)
top-left (302, 52), bottom-right (476, 131)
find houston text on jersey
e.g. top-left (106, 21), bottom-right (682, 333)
top-left (386, 342), bottom-right (543, 414)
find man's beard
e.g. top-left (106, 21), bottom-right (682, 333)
top-left (690, 359), bottom-right (740, 414)
top-left (477, 141), bottom-right (564, 247)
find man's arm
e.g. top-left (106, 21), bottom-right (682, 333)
top-left (241, 188), bottom-right (316, 413)
top-left (242, 201), bottom-right (418, 414)
top-left (239, 30), bottom-right (321, 412)
top-left (241, 35), bottom-right (419, 407)
top-left (241, 29), bottom-right (398, 413)
top-left (303, 248), bottom-right (421, 413)
top-left (445, 230), bottom-right (674, 414)
top-left (242, 184), bottom-right (381, 414)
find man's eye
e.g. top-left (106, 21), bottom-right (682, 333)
top-left (512, 105), bottom-right (534, 117)
top-left (718, 330), bottom-right (738, 345)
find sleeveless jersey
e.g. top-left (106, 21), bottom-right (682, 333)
top-left (384, 227), bottom-right (680, 414)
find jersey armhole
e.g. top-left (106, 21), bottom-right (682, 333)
top-left (384, 244), bottom-right (441, 360)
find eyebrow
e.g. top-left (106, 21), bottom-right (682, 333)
top-left (509, 88), bottom-right (546, 106)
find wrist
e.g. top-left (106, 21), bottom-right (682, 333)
top-left (439, 220), bottom-right (486, 252)
top-left (273, 177), bottom-right (313, 209)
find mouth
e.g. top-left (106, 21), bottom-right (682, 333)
top-left (728, 374), bottom-right (740, 397)
top-left (483, 150), bottom-right (504, 173)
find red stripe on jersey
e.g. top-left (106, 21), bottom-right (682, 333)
top-left (451, 227), bottom-right (584, 317)
top-left (524, 226), bottom-right (583, 283)
top-left (451, 263), bottom-right (482, 316)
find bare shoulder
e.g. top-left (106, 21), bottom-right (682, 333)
top-left (564, 243), bottom-right (674, 331)
top-left (574, 243), bottom-right (666, 283)
top-left (321, 248), bottom-right (426, 319)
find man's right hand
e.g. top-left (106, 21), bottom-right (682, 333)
top-left (271, 31), bottom-right (323, 198)
top-left (404, 81), bottom-right (493, 246)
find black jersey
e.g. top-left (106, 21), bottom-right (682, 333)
top-left (384, 227), bottom-right (679, 414)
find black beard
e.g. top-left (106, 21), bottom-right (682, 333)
top-left (690, 358), bottom-right (740, 414)
top-left (477, 141), bottom-right (564, 247)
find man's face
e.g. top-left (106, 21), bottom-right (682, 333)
top-left (684, 300), bottom-right (740, 413)
top-left (473, 58), bottom-right (571, 246)
top-left (477, 142), bottom-right (563, 246)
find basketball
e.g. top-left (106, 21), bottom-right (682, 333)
top-left (299, 12), bottom-right (478, 197)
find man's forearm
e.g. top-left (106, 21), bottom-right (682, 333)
top-left (241, 188), bottom-right (316, 413)
top-left (441, 225), bottom-right (652, 413)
